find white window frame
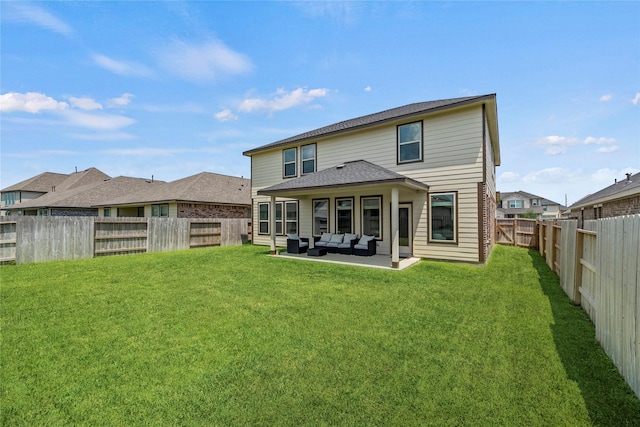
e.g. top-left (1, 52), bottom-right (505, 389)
top-left (283, 147), bottom-right (297, 178)
top-left (152, 204), bottom-right (169, 217)
top-left (397, 121), bottom-right (423, 164)
top-left (301, 143), bottom-right (316, 175)
top-left (508, 200), bottom-right (523, 209)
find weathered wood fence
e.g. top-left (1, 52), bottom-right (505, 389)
top-left (495, 218), bottom-right (538, 248)
top-left (0, 217), bottom-right (251, 264)
top-left (538, 215), bottom-right (639, 398)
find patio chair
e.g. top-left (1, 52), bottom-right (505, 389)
top-left (287, 234), bottom-right (309, 254)
top-left (353, 235), bottom-right (376, 256)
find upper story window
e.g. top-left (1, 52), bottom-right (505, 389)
top-left (531, 199), bottom-right (538, 206)
top-left (301, 144), bottom-right (316, 175)
top-left (508, 200), bottom-right (523, 208)
top-left (397, 121), bottom-right (423, 163)
top-left (283, 147), bottom-right (297, 178)
top-left (4, 192), bottom-right (16, 206)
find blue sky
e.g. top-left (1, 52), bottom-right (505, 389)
top-left (1, 1), bottom-right (638, 206)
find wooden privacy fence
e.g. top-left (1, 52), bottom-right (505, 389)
top-left (539, 215), bottom-right (640, 398)
top-left (0, 217), bottom-right (251, 264)
top-left (495, 218), bottom-right (538, 248)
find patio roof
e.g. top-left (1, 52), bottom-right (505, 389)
top-left (257, 160), bottom-right (429, 196)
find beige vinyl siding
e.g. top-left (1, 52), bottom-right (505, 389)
top-left (249, 104), bottom-right (487, 262)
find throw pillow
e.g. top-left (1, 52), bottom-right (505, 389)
top-left (319, 233), bottom-right (333, 242)
top-left (329, 234), bottom-right (344, 243)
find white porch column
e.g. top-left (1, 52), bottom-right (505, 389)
top-left (391, 186), bottom-right (400, 269)
top-left (269, 195), bottom-right (277, 255)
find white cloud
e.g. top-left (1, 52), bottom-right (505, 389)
top-left (596, 146), bottom-right (619, 153)
top-left (68, 96), bottom-right (102, 110)
top-left (0, 92), bottom-right (68, 113)
top-left (62, 110), bottom-right (135, 131)
top-left (68, 132), bottom-right (135, 141)
top-left (599, 94), bottom-right (612, 102)
top-left (92, 54), bottom-right (155, 78)
top-left (156, 39), bottom-right (253, 83)
top-left (5, 3), bottom-right (73, 36)
top-left (215, 109), bottom-right (238, 122)
top-left (498, 171), bottom-right (520, 182)
top-left (632, 92), bottom-right (640, 105)
top-left (364, 86), bottom-right (372, 92)
top-left (534, 135), bottom-right (577, 155)
top-left (239, 87), bottom-right (329, 113)
top-left (584, 136), bottom-right (615, 145)
top-left (108, 93), bottom-right (135, 107)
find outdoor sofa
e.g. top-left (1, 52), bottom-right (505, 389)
top-left (313, 233), bottom-right (376, 256)
top-left (286, 234), bottom-right (309, 254)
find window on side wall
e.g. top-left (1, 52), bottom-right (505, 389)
top-left (258, 203), bottom-right (269, 234)
top-left (285, 201), bottom-right (298, 234)
top-left (152, 204), bottom-right (169, 217)
top-left (104, 207), bottom-right (111, 217)
top-left (508, 200), bottom-right (523, 209)
top-left (361, 196), bottom-right (381, 238)
top-left (397, 121), bottom-right (423, 163)
top-left (336, 197), bottom-right (354, 234)
top-left (429, 193), bottom-right (456, 242)
top-left (313, 199), bottom-right (329, 236)
top-left (301, 143), bottom-right (316, 175)
top-left (283, 147), bottom-right (297, 178)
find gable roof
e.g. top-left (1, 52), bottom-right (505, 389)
top-left (500, 191), bottom-right (565, 209)
top-left (570, 172), bottom-right (640, 209)
top-left (96, 172), bottom-right (251, 207)
top-left (1, 171), bottom-right (69, 193)
top-left (243, 94), bottom-right (499, 165)
top-left (6, 176), bottom-right (160, 210)
top-left (257, 160), bottom-right (429, 196)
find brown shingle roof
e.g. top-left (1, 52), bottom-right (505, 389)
top-left (257, 160), bottom-right (429, 196)
top-left (97, 172), bottom-right (251, 207)
top-left (243, 94), bottom-right (497, 156)
top-left (570, 172), bottom-right (640, 208)
top-left (1, 171), bottom-right (69, 193)
top-left (9, 176), bottom-right (160, 209)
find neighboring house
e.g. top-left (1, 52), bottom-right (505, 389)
top-left (243, 94), bottom-right (500, 265)
top-left (1, 171), bottom-right (69, 215)
top-left (95, 172), bottom-right (251, 218)
top-left (496, 191), bottom-right (566, 219)
top-left (568, 172), bottom-right (640, 227)
top-left (1, 168), bottom-right (112, 216)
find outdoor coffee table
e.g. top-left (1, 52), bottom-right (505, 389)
top-left (307, 247), bottom-right (328, 257)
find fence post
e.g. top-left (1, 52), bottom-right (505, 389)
top-left (573, 229), bottom-right (584, 305)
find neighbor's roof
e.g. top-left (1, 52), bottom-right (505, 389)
top-left (243, 94), bottom-right (499, 165)
top-left (570, 172), bottom-right (640, 209)
top-left (1, 171), bottom-right (70, 193)
top-left (500, 191), bottom-right (565, 209)
top-left (96, 172), bottom-right (251, 207)
top-left (6, 176), bottom-right (160, 210)
top-left (257, 160), bottom-right (429, 196)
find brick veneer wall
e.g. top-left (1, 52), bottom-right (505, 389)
top-left (574, 195), bottom-right (640, 227)
top-left (177, 203), bottom-right (250, 219)
top-left (482, 183), bottom-right (496, 263)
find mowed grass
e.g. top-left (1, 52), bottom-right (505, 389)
top-left (1, 245), bottom-right (639, 426)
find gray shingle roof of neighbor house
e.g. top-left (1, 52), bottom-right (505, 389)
top-left (96, 172), bottom-right (251, 207)
top-left (499, 191), bottom-right (566, 209)
top-left (257, 160), bottom-right (429, 196)
top-left (243, 94), bottom-right (500, 165)
top-left (7, 176), bottom-right (162, 209)
top-left (570, 171), bottom-right (640, 208)
top-left (1, 171), bottom-right (73, 193)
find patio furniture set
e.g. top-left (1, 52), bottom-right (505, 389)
top-left (286, 233), bottom-right (377, 257)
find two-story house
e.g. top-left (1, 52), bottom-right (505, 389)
top-left (496, 191), bottom-right (566, 219)
top-left (243, 94), bottom-right (500, 266)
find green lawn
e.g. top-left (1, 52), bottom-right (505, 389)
top-left (1, 244), bottom-right (639, 426)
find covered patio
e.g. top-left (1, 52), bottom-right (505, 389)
top-left (257, 160), bottom-right (429, 269)
top-left (276, 251), bottom-right (422, 271)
